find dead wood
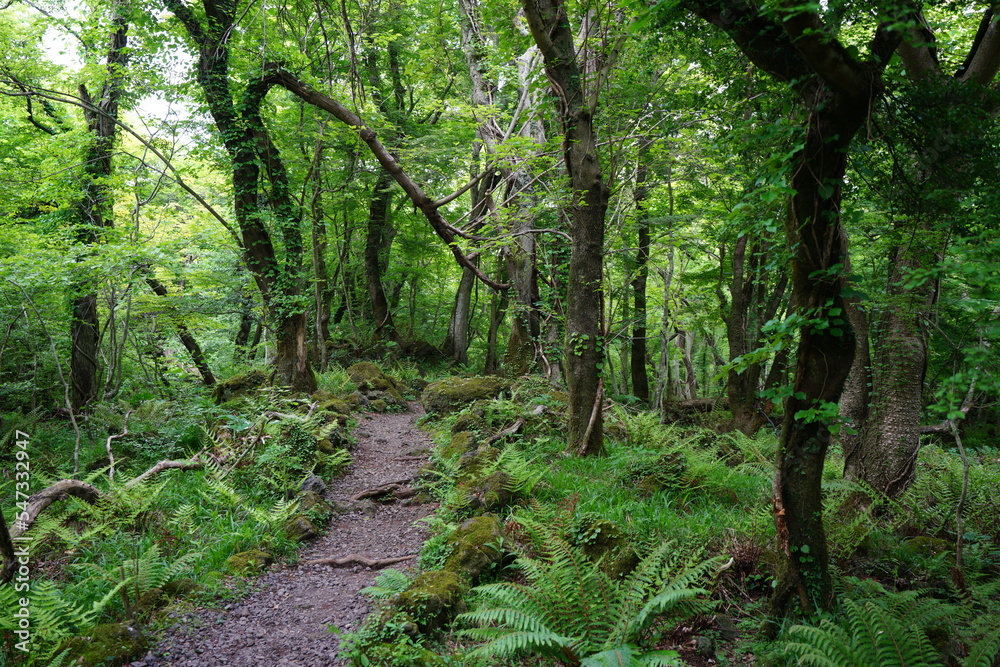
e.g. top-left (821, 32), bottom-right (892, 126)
top-left (304, 554), bottom-right (417, 569)
top-left (125, 459), bottom-right (204, 488)
top-left (9, 479), bottom-right (101, 539)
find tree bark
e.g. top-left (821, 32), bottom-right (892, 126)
top-left (631, 159), bottom-right (651, 404)
top-left (686, 0), bottom-right (902, 617)
top-left (520, 0), bottom-right (612, 456)
top-left (442, 265), bottom-right (477, 364)
top-left (365, 171), bottom-right (397, 338)
top-left (70, 9), bottom-right (128, 410)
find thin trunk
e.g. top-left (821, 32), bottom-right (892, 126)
top-left (631, 160), bottom-right (651, 404)
top-left (145, 276), bottom-right (216, 386)
top-left (443, 266), bottom-right (477, 365)
top-left (365, 171), bottom-right (397, 338)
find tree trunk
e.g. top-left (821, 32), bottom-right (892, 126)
top-left (365, 170), bottom-right (397, 338)
top-left (70, 10), bottom-right (128, 410)
top-left (685, 1), bottom-right (900, 618)
top-left (520, 0), bottom-right (611, 456)
top-left (145, 276), bottom-right (216, 386)
top-left (442, 266), bottom-right (477, 365)
top-left (631, 159), bottom-right (651, 404)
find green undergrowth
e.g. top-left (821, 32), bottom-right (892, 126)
top-left (0, 364), bottom-right (375, 666)
top-left (344, 386), bottom-right (1000, 667)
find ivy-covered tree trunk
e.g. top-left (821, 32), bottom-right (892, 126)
top-left (843, 15), bottom-right (1000, 496)
top-left (686, 0), bottom-right (900, 617)
top-left (70, 10), bottom-right (128, 410)
top-left (520, 0), bottom-right (611, 456)
top-left (165, 0), bottom-right (316, 394)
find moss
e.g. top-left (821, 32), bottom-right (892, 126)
top-left (571, 518), bottom-right (639, 579)
top-left (471, 471), bottom-right (515, 511)
top-left (443, 514), bottom-right (504, 580)
top-left (211, 370), bottom-right (267, 403)
top-left (442, 431), bottom-right (479, 459)
top-left (132, 588), bottom-right (165, 620)
top-left (902, 536), bottom-right (954, 558)
top-left (297, 490), bottom-right (332, 522)
top-left (451, 413), bottom-right (486, 434)
top-left (421, 376), bottom-right (507, 415)
top-left (395, 569), bottom-right (466, 631)
top-left (161, 578), bottom-right (201, 597)
top-left (58, 622), bottom-right (148, 666)
top-left (317, 422), bottom-right (352, 450)
top-left (226, 549), bottom-right (274, 575)
top-left (348, 362), bottom-right (396, 391)
top-left (284, 514), bottom-right (320, 542)
top-left (370, 399), bottom-right (389, 412)
top-left (318, 398), bottom-right (351, 415)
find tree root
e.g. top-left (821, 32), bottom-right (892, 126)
top-left (304, 554), bottom-right (417, 569)
top-left (351, 479), bottom-right (412, 500)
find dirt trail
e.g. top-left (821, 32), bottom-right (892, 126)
top-left (143, 405), bottom-right (435, 667)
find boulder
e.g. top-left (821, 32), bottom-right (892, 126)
top-left (347, 362), bottom-right (396, 392)
top-left (442, 431), bottom-right (478, 459)
top-left (394, 570), bottom-right (465, 632)
top-left (226, 549), bottom-right (274, 575)
top-left (300, 474), bottom-right (328, 495)
top-left (284, 514), bottom-right (320, 542)
top-left (421, 376), bottom-right (506, 415)
top-left (58, 622), bottom-right (147, 666)
top-left (443, 514), bottom-right (505, 581)
top-left (570, 517), bottom-right (639, 579)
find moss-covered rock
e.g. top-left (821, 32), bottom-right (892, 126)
top-left (395, 569), bottom-right (466, 632)
top-left (211, 370), bottom-right (267, 403)
top-left (133, 588), bottom-right (165, 620)
top-left (284, 514), bottom-right (320, 542)
top-left (370, 398), bottom-right (389, 413)
top-left (297, 490), bottom-right (332, 522)
top-left (451, 412), bottom-right (486, 434)
top-left (162, 577), bottom-right (201, 597)
top-left (318, 398), bottom-right (352, 415)
top-left (442, 431), bottom-right (479, 459)
top-left (443, 514), bottom-right (505, 581)
top-left (348, 362), bottom-right (395, 391)
top-left (58, 622), bottom-right (147, 666)
top-left (621, 451), bottom-right (687, 492)
top-left (462, 470), bottom-right (516, 512)
top-left (571, 517), bottom-right (639, 579)
top-left (317, 422), bottom-right (352, 450)
top-left (902, 536), bottom-right (954, 558)
top-left (421, 376), bottom-right (507, 415)
top-left (226, 549), bottom-right (274, 575)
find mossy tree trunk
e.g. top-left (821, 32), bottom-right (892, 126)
top-left (685, 0), bottom-right (902, 616)
top-left (520, 0), bottom-right (616, 456)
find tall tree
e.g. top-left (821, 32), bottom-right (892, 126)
top-left (70, 4), bottom-right (128, 409)
top-left (163, 0), bottom-right (317, 392)
top-left (842, 7), bottom-right (1000, 497)
top-left (683, 0), bottom-right (903, 616)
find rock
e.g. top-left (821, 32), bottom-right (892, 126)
top-left (133, 589), bottom-right (166, 620)
top-left (402, 445), bottom-right (431, 457)
top-left (161, 578), bottom-right (201, 598)
top-left (284, 514), bottom-right (320, 542)
top-left (421, 376), bottom-right (507, 415)
top-left (226, 549), bottom-right (274, 575)
top-left (443, 514), bottom-right (505, 581)
top-left (300, 474), bottom-right (328, 495)
top-left (394, 570), bottom-right (465, 632)
top-left (442, 431), bottom-right (479, 459)
top-left (317, 398), bottom-right (351, 415)
top-left (211, 370), bottom-right (267, 403)
top-left (450, 413), bottom-right (485, 434)
top-left (716, 614), bottom-right (739, 641)
top-left (463, 470), bottom-right (515, 512)
top-left (902, 536), bottom-right (955, 559)
top-left (570, 517), bottom-right (639, 579)
top-left (370, 399), bottom-right (389, 413)
top-left (58, 622), bottom-right (148, 666)
top-left (296, 491), bottom-right (332, 522)
top-left (691, 635), bottom-right (716, 659)
top-left (347, 362), bottom-right (395, 392)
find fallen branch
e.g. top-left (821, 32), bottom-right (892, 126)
top-left (9, 480), bottom-right (102, 539)
top-left (304, 554), bottom-right (417, 569)
top-left (125, 459), bottom-right (204, 488)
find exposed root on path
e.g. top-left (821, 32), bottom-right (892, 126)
top-left (304, 554), bottom-right (418, 569)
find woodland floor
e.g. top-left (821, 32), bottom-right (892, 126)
top-left (143, 404), bottom-right (436, 667)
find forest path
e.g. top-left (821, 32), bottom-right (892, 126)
top-left (146, 405), bottom-right (436, 667)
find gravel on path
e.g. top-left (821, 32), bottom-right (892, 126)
top-left (142, 405), bottom-right (436, 667)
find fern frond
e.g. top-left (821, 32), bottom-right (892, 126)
top-left (963, 630), bottom-right (1000, 667)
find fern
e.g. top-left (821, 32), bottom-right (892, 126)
top-left (458, 520), bottom-right (719, 666)
top-left (783, 592), bottom-right (1000, 667)
top-left (73, 543), bottom-right (200, 600)
top-left (361, 568), bottom-right (413, 600)
top-left (0, 579), bottom-right (125, 665)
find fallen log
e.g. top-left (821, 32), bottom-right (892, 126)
top-left (9, 479), bottom-right (102, 539)
top-left (5, 458), bottom-right (203, 542)
top-left (304, 554), bottom-right (417, 569)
